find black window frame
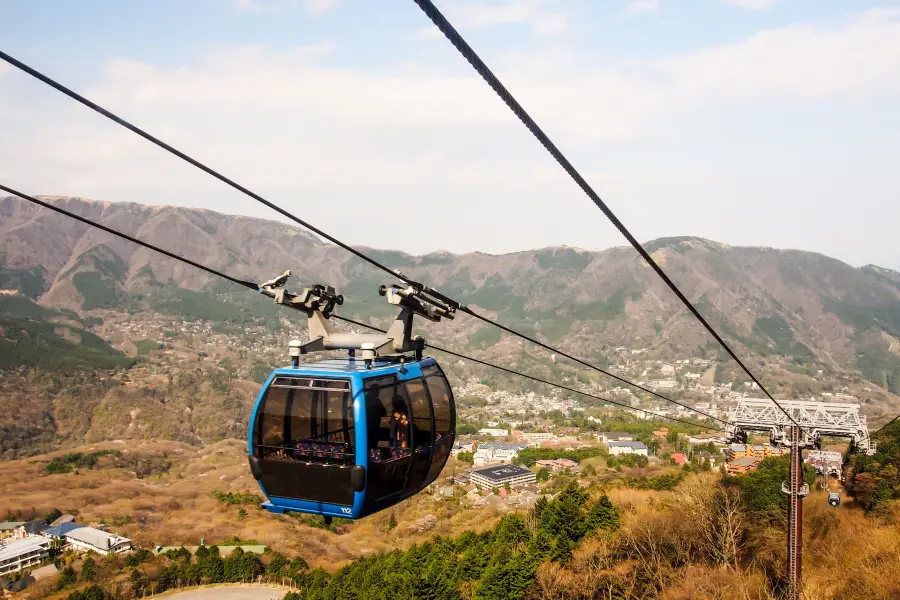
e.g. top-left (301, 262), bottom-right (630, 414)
top-left (254, 376), bottom-right (356, 463)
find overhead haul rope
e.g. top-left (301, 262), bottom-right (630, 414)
top-left (871, 414), bottom-right (899, 438)
top-left (0, 50), bottom-right (728, 427)
top-left (0, 184), bottom-right (726, 433)
top-left (410, 0), bottom-right (806, 435)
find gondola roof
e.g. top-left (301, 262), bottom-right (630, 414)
top-left (271, 356), bottom-right (436, 376)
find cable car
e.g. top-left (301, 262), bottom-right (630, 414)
top-left (827, 491), bottom-right (840, 508)
top-left (247, 273), bottom-right (457, 521)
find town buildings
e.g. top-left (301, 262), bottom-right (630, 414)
top-left (725, 443), bottom-right (786, 461)
top-left (518, 432), bottom-right (555, 445)
top-left (470, 464), bottom-right (537, 490)
top-left (607, 441), bottom-right (649, 456)
top-left (534, 458), bottom-right (578, 472)
top-left (473, 442), bottom-right (529, 465)
top-left (477, 428), bottom-right (510, 438)
top-left (696, 451), bottom-right (718, 467)
top-left (596, 432), bottom-right (633, 443)
top-left (727, 456), bottom-right (762, 475)
top-left (0, 537), bottom-right (50, 577)
top-left (450, 441), bottom-right (476, 456)
top-left (42, 523), bottom-right (131, 555)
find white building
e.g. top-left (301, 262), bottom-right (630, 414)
top-left (42, 523), bottom-right (131, 555)
top-left (520, 432), bottom-right (554, 445)
top-left (607, 441), bottom-right (649, 456)
top-left (596, 431), bottom-right (633, 442)
top-left (450, 441), bottom-right (476, 456)
top-left (470, 464), bottom-right (537, 490)
top-left (473, 442), bottom-right (529, 466)
top-left (0, 536), bottom-right (50, 576)
top-left (661, 364), bottom-right (676, 375)
top-left (477, 428), bottom-right (510, 438)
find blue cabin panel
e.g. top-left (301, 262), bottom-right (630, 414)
top-left (248, 357), bottom-right (454, 520)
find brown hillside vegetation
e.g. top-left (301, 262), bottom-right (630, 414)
top-left (0, 441), bottom-right (500, 570)
top-left (3, 195), bottom-right (900, 415)
top-left (535, 474), bottom-right (899, 600)
top-left (4, 448), bottom-right (899, 599)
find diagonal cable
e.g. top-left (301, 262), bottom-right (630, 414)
top-left (334, 315), bottom-right (725, 431)
top-left (410, 0), bottom-right (805, 434)
top-left (3, 186), bottom-right (725, 432)
top-left (0, 50), bottom-right (728, 425)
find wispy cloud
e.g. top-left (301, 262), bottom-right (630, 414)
top-left (304, 0), bottom-right (340, 14)
top-left (627, 0), bottom-right (661, 15)
top-left (233, 0), bottom-right (340, 14)
top-left (413, 25), bottom-right (443, 41)
top-left (722, 0), bottom-right (779, 10)
top-left (436, 0), bottom-right (569, 37)
top-left (4, 7), bottom-right (900, 263)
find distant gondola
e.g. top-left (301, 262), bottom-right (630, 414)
top-left (827, 491), bottom-right (840, 508)
top-left (247, 273), bottom-right (457, 521)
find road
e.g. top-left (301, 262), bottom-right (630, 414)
top-left (165, 587), bottom-right (285, 600)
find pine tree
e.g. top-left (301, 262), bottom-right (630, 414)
top-left (83, 584), bottom-right (105, 600)
top-left (551, 533), bottom-right (573, 565)
top-left (586, 494), bottom-right (620, 532)
top-left (388, 512), bottom-right (398, 531)
top-left (475, 553), bottom-right (537, 600)
top-left (266, 551), bottom-right (287, 577)
top-left (287, 556), bottom-right (309, 580)
top-left (528, 530), bottom-right (553, 561)
top-left (533, 495), bottom-right (549, 521)
top-left (493, 515), bottom-right (531, 547)
top-left (81, 556), bottom-right (97, 582)
top-left (539, 482), bottom-right (589, 542)
top-left (55, 566), bottom-right (77, 590)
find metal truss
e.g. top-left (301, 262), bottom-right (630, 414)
top-left (727, 399), bottom-right (876, 455)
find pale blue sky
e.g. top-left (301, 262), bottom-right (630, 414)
top-left (2, 0), bottom-right (900, 269)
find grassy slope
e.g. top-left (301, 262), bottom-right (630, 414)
top-left (0, 441), bottom-right (500, 572)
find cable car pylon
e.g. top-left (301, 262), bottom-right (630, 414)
top-left (727, 398), bottom-right (875, 599)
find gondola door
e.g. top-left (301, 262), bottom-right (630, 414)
top-left (362, 374), bottom-right (414, 512)
top-left (403, 376), bottom-right (434, 492)
top-left (424, 363), bottom-right (455, 483)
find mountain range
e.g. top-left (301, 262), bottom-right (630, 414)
top-left (2, 194), bottom-right (900, 454)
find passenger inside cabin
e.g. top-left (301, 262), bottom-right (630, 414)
top-left (391, 402), bottom-right (410, 449)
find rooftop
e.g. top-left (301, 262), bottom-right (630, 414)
top-left (471, 464), bottom-right (534, 482)
top-left (42, 523), bottom-right (130, 549)
top-left (0, 536), bottom-right (49, 562)
top-left (731, 457), bottom-right (762, 467)
top-left (608, 441), bottom-right (648, 449)
top-left (270, 356), bottom-right (438, 376)
top-left (478, 443), bottom-right (529, 451)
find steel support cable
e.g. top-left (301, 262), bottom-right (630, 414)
top-left (333, 315), bottom-right (726, 432)
top-left (871, 413), bottom-right (899, 437)
top-left (0, 184), bottom-right (257, 291)
top-left (0, 50), bottom-right (402, 286)
top-left (410, 0), bottom-right (805, 434)
top-left (3, 185), bottom-right (724, 432)
top-left (0, 51), bottom-right (729, 427)
top-left (459, 307), bottom-right (729, 425)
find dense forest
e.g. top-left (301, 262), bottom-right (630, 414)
top-left (846, 417), bottom-right (900, 513)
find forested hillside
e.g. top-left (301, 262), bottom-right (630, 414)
top-left (3, 194), bottom-right (900, 458)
